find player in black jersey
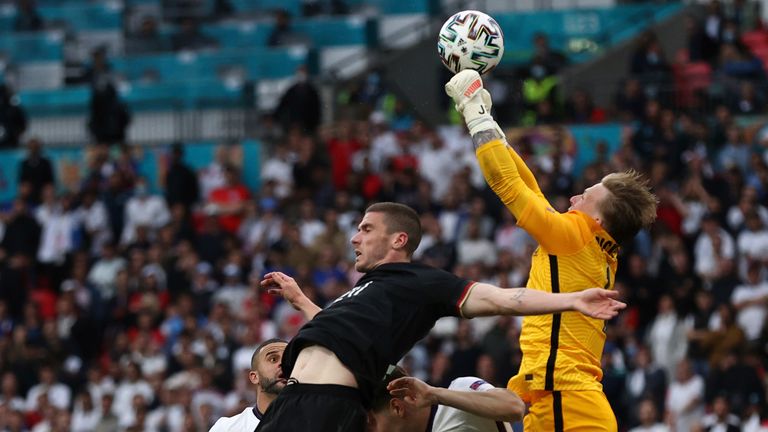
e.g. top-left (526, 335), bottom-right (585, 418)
top-left (254, 202), bottom-right (624, 432)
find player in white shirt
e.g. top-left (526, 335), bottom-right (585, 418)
top-left (367, 366), bottom-right (523, 432)
top-left (209, 339), bottom-right (288, 432)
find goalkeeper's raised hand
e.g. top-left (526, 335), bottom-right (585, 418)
top-left (444, 70), bottom-right (504, 143)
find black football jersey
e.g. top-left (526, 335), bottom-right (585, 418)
top-left (281, 262), bottom-right (473, 405)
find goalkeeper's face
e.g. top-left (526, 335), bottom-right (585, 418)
top-left (351, 212), bottom-right (399, 273)
top-left (569, 182), bottom-right (609, 220)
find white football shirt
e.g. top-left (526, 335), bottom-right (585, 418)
top-left (432, 377), bottom-right (514, 432)
top-left (209, 407), bottom-right (261, 432)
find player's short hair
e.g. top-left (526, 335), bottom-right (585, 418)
top-left (365, 202), bottom-right (422, 256)
top-left (598, 170), bottom-right (658, 245)
top-left (250, 338), bottom-right (288, 370)
top-left (370, 365), bottom-right (408, 412)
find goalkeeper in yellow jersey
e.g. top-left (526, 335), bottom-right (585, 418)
top-left (445, 70), bottom-right (658, 432)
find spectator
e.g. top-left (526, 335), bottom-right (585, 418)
top-left (694, 213), bottom-right (736, 284)
top-left (0, 372), bottom-right (25, 412)
top-left (87, 241), bottom-right (126, 302)
top-left (698, 394), bottom-right (741, 431)
top-left (456, 219), bottom-right (497, 267)
top-left (705, 350), bottom-right (765, 415)
top-left (666, 358), bottom-right (705, 432)
top-left (729, 81), bottom-right (765, 115)
top-left (267, 10), bottom-right (308, 47)
top-left (646, 294), bottom-right (688, 378)
top-left (120, 178), bottom-right (171, 245)
top-left (125, 15), bottom-right (171, 55)
top-left (13, 0), bottom-right (43, 32)
top-left (79, 46), bottom-right (113, 88)
top-left (531, 32), bottom-right (569, 74)
top-left (87, 81), bottom-right (131, 145)
top-left (630, 32), bottom-right (672, 101)
top-left (628, 398), bottom-right (669, 432)
top-left (521, 57), bottom-right (560, 126)
top-left (17, 138), bottom-right (54, 205)
top-left (112, 361), bottom-right (153, 424)
top-left (206, 165), bottom-right (250, 235)
top-left (76, 192), bottom-right (110, 258)
top-left (0, 200), bottom-right (40, 311)
top-left (731, 261), bottom-right (768, 342)
top-left (164, 142), bottom-right (200, 211)
top-left (274, 65), bottom-right (322, 134)
top-left (25, 363), bottom-right (71, 412)
top-left (301, 0), bottom-right (348, 16)
top-left (36, 191), bottom-right (79, 275)
top-left (0, 84), bottom-right (28, 149)
top-left (71, 390), bottom-right (99, 432)
top-left (625, 345), bottom-right (667, 425)
top-left (170, 18), bottom-right (218, 51)
top-left (704, 0), bottom-right (726, 61)
top-left (564, 88), bottom-right (605, 124)
top-left (690, 304), bottom-right (746, 368)
top-left (614, 77), bottom-right (647, 121)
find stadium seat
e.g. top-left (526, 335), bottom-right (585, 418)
top-left (673, 62), bottom-right (712, 107)
top-left (741, 30), bottom-right (768, 50)
top-left (0, 31), bottom-right (64, 63)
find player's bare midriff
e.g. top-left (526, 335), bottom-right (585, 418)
top-left (290, 344), bottom-right (358, 388)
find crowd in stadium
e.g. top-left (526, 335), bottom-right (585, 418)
top-left (1, 0), bottom-right (768, 431)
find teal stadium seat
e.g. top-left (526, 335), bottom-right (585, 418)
top-left (0, 5), bottom-right (15, 32)
top-left (202, 22), bottom-right (273, 48)
top-left (204, 18), bottom-right (376, 48)
top-left (345, 0), bottom-right (438, 15)
top-left (229, 0), bottom-right (301, 16)
top-left (118, 79), bottom-right (245, 111)
top-left (18, 85), bottom-right (91, 116)
top-left (112, 47), bottom-right (315, 82)
top-left (0, 32), bottom-right (63, 62)
top-left (38, 3), bottom-right (122, 31)
top-left (293, 16), bottom-right (377, 47)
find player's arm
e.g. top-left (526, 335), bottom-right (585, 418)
top-left (446, 71), bottom-right (590, 253)
top-left (387, 376), bottom-right (524, 423)
top-left (261, 272), bottom-right (322, 320)
top-left (460, 282), bottom-right (625, 319)
top-left (476, 87), bottom-right (546, 200)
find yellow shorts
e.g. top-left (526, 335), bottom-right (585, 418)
top-left (523, 390), bottom-right (617, 432)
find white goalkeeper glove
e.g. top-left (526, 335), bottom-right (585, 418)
top-left (444, 70), bottom-right (504, 139)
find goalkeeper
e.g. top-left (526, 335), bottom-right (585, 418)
top-left (445, 70), bottom-right (657, 432)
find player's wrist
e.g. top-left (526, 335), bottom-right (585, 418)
top-left (429, 386), bottom-right (442, 406)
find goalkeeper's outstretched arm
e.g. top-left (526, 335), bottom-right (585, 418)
top-left (445, 70), bottom-right (543, 218)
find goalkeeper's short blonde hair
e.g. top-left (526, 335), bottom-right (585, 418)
top-left (598, 170), bottom-right (658, 245)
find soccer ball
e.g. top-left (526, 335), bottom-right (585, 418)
top-left (437, 10), bottom-right (504, 75)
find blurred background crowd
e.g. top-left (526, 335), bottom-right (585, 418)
top-left (1, 0), bottom-right (768, 431)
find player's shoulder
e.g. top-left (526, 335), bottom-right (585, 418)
top-left (373, 262), bottom-right (452, 280)
top-left (448, 376), bottom-right (495, 392)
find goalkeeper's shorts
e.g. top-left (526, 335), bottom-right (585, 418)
top-left (524, 390), bottom-right (617, 432)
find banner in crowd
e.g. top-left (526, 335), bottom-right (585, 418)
top-left (0, 140), bottom-right (262, 204)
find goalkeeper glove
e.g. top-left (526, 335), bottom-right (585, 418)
top-left (444, 70), bottom-right (504, 139)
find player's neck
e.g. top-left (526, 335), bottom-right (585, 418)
top-left (256, 392), bottom-right (276, 414)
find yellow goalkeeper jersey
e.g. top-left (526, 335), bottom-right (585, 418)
top-left (476, 139), bottom-right (618, 395)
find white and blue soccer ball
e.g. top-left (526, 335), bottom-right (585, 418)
top-left (437, 10), bottom-right (504, 75)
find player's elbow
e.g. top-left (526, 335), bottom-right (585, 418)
top-left (498, 393), bottom-right (525, 422)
